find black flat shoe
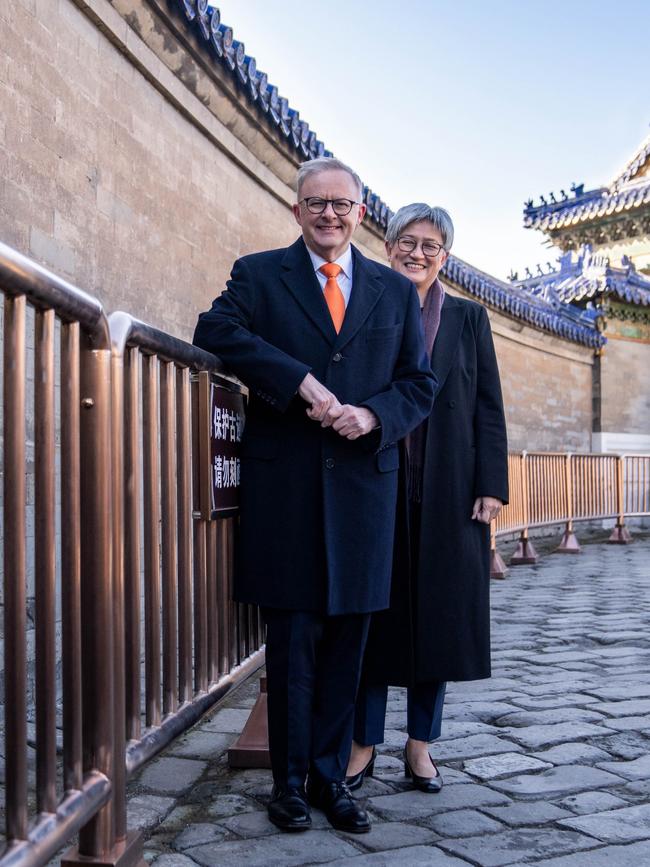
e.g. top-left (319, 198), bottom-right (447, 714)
top-left (268, 785), bottom-right (312, 832)
top-left (345, 747), bottom-right (377, 792)
top-left (403, 747), bottom-right (443, 793)
top-left (307, 780), bottom-right (371, 833)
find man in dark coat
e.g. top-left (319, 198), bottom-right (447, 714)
top-left (193, 158), bottom-right (435, 833)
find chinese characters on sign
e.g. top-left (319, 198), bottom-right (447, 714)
top-left (191, 370), bottom-right (246, 520)
top-left (210, 383), bottom-right (246, 515)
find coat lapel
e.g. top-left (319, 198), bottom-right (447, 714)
top-left (280, 238), bottom-right (337, 344)
top-left (431, 295), bottom-right (466, 392)
top-left (335, 246), bottom-right (384, 349)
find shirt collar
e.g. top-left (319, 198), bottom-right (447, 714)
top-left (306, 244), bottom-right (353, 280)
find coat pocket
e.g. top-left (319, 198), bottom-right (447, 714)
top-left (376, 444), bottom-right (399, 472)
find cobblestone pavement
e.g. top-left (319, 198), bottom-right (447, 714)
top-left (129, 534), bottom-right (650, 866)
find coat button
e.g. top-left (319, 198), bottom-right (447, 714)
top-left (325, 458), bottom-right (335, 469)
top-left (332, 352), bottom-right (342, 362)
top-left (448, 400), bottom-right (456, 408)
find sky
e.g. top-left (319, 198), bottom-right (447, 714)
top-left (215, 1), bottom-right (649, 281)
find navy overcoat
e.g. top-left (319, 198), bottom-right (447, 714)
top-left (363, 293), bottom-right (509, 683)
top-left (193, 238), bottom-right (435, 615)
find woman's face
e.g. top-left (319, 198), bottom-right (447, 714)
top-left (385, 220), bottom-right (449, 290)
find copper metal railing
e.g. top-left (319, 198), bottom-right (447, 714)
top-left (0, 242), bottom-right (264, 867)
top-left (490, 451), bottom-right (650, 577)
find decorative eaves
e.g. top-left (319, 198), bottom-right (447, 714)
top-left (523, 181), bottom-right (650, 232)
top-left (443, 256), bottom-right (604, 348)
top-left (176, 1), bottom-right (392, 229)
top-left (512, 246), bottom-right (650, 309)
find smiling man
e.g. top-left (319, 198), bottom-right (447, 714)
top-left (193, 157), bottom-right (435, 835)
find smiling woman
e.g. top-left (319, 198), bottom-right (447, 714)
top-left (347, 201), bottom-right (509, 795)
top-left (384, 204), bottom-right (455, 306)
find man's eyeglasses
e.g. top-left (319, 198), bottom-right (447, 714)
top-left (396, 237), bottom-right (445, 257)
top-left (300, 197), bottom-right (360, 216)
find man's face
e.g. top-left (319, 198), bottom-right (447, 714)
top-left (292, 169), bottom-right (366, 261)
top-left (385, 220), bottom-right (449, 291)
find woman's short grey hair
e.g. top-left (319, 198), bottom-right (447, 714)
top-left (297, 157), bottom-right (363, 199)
top-left (385, 203), bottom-right (454, 251)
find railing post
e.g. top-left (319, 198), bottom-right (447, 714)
top-left (609, 454), bottom-right (632, 544)
top-left (489, 520), bottom-right (508, 579)
top-left (62, 332), bottom-right (144, 867)
top-left (510, 451), bottom-right (539, 565)
top-left (556, 453), bottom-right (581, 552)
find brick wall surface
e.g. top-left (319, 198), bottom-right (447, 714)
top-left (600, 334), bottom-right (650, 436)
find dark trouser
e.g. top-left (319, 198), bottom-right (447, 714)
top-left (353, 680), bottom-right (447, 745)
top-left (262, 608), bottom-right (371, 789)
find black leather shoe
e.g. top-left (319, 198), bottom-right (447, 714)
top-left (345, 747), bottom-right (377, 792)
top-left (403, 747), bottom-right (443, 793)
top-left (268, 785), bottom-right (312, 832)
top-left (308, 780), bottom-right (371, 833)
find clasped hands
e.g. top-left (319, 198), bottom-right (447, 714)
top-left (298, 373), bottom-right (378, 440)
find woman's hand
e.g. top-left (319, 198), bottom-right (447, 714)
top-left (471, 496), bottom-right (503, 524)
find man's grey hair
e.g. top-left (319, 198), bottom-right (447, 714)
top-left (297, 157), bottom-right (363, 199)
top-left (385, 203), bottom-right (454, 251)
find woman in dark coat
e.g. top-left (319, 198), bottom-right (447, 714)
top-left (346, 203), bottom-right (509, 791)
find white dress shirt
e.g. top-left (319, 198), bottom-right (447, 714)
top-left (306, 245), bottom-right (353, 308)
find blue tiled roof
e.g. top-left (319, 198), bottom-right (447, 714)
top-left (176, 0), bottom-right (393, 229)
top-left (523, 132), bottom-right (650, 232)
top-left (443, 256), bottom-right (604, 348)
top-left (524, 181), bottom-right (650, 232)
top-left (513, 247), bottom-right (650, 308)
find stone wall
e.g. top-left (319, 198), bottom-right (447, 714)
top-left (1, 0), bottom-right (597, 453)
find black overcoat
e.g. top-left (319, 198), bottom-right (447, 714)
top-left (193, 238), bottom-right (436, 615)
top-left (363, 293), bottom-right (509, 683)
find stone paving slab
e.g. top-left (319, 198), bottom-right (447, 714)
top-left (530, 742), bottom-right (612, 765)
top-left (183, 830), bottom-right (360, 865)
top-left (421, 808), bottom-right (504, 837)
top-left (340, 821), bottom-right (439, 851)
top-left (557, 791), bottom-right (629, 814)
top-left (558, 802), bottom-right (650, 843)
top-left (598, 754), bottom-right (650, 779)
top-left (324, 847), bottom-right (472, 866)
top-left (489, 764), bottom-right (625, 798)
top-left (501, 721), bottom-right (616, 749)
top-left (368, 784), bottom-right (512, 821)
top-left (532, 840), bottom-right (650, 866)
top-left (462, 752), bottom-right (552, 779)
top-left (438, 828), bottom-right (599, 866)
top-left (482, 801), bottom-right (573, 827)
top-left (124, 536), bottom-right (650, 866)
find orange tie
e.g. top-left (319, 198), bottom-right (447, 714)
top-left (319, 263), bottom-right (346, 333)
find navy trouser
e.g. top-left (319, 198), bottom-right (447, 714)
top-left (262, 608), bottom-right (371, 789)
top-left (353, 680), bottom-right (447, 745)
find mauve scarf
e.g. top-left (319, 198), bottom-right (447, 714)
top-left (406, 278), bottom-right (445, 502)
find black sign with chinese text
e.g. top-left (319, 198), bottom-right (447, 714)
top-left (210, 383), bottom-right (246, 514)
top-left (192, 371), bottom-right (246, 520)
